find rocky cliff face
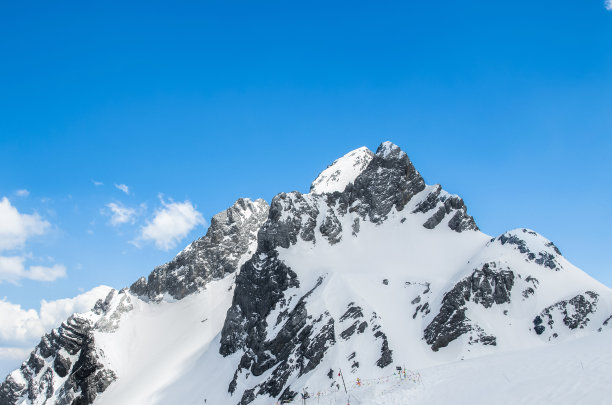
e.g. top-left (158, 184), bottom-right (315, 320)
top-left (0, 315), bottom-right (115, 405)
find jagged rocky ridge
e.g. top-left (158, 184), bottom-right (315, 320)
top-left (0, 315), bottom-right (115, 405)
top-left (0, 198), bottom-right (269, 405)
top-left (218, 142), bottom-right (440, 403)
top-left (2, 141), bottom-right (611, 405)
top-left (129, 198), bottom-right (269, 301)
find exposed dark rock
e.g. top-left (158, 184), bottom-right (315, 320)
top-left (374, 331), bottom-right (393, 368)
top-left (339, 304), bottom-right (364, 322)
top-left (0, 315), bottom-right (116, 405)
top-left (92, 290), bottom-right (115, 315)
top-left (0, 376), bottom-right (24, 405)
top-left (535, 252), bottom-right (557, 270)
top-left (533, 316), bottom-right (546, 335)
top-left (349, 142), bottom-right (426, 223)
top-left (340, 322), bottom-right (359, 340)
top-left (533, 292), bottom-right (599, 338)
top-left (522, 288), bottom-right (535, 299)
top-left (469, 332), bottom-right (497, 346)
top-left (424, 263), bottom-right (512, 351)
top-left (413, 185), bottom-right (443, 214)
top-left (221, 269), bottom-right (334, 403)
top-left (53, 354), bottom-right (71, 378)
top-left (351, 218), bottom-right (360, 236)
top-left (496, 229), bottom-right (562, 271)
top-left (130, 198), bottom-right (269, 300)
top-left (26, 353), bottom-right (44, 375)
top-left (319, 209), bottom-right (343, 244)
top-left (413, 302), bottom-right (431, 319)
top-left (414, 185), bottom-right (478, 232)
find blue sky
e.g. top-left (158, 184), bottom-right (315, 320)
top-left (0, 0), bottom-right (611, 356)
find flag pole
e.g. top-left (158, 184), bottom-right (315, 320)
top-left (338, 368), bottom-right (348, 394)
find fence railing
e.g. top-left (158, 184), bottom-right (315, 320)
top-left (274, 370), bottom-right (422, 404)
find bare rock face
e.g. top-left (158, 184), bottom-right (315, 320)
top-left (533, 291), bottom-right (599, 338)
top-left (130, 198), bottom-right (269, 300)
top-left (493, 229), bottom-right (563, 271)
top-left (424, 262), bottom-right (514, 351)
top-left (413, 185), bottom-right (478, 232)
top-left (0, 315), bottom-right (116, 405)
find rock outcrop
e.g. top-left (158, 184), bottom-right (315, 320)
top-left (130, 198), bottom-right (269, 300)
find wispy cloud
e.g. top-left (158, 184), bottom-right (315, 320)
top-left (15, 189), bottom-right (29, 197)
top-left (104, 202), bottom-right (139, 226)
top-left (25, 264), bottom-right (67, 282)
top-left (92, 180), bottom-right (104, 187)
top-left (134, 197), bottom-right (205, 250)
top-left (0, 197), bottom-right (49, 251)
top-left (114, 184), bottom-right (129, 194)
top-left (606, 0), bottom-right (612, 10)
top-left (0, 256), bottom-right (66, 284)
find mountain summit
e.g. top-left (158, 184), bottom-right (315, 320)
top-left (2, 142), bottom-right (611, 405)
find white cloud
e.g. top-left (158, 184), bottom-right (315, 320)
top-left (0, 285), bottom-right (112, 344)
top-left (114, 183), bottom-right (129, 194)
top-left (25, 264), bottom-right (67, 282)
top-left (92, 180), bottom-right (103, 186)
top-left (0, 299), bottom-right (44, 344)
top-left (0, 256), bottom-right (66, 284)
top-left (135, 198), bottom-right (205, 250)
top-left (0, 197), bottom-right (49, 251)
top-left (0, 285), bottom-right (112, 375)
top-left (38, 285), bottom-right (112, 329)
top-left (0, 257), bottom-right (26, 283)
top-left (607, 0), bottom-right (612, 10)
top-left (15, 189), bottom-right (29, 197)
top-left (105, 202), bottom-right (138, 226)
top-left (0, 198), bottom-right (66, 284)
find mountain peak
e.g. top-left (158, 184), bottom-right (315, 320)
top-left (310, 146), bottom-right (374, 194)
top-left (375, 140), bottom-right (406, 159)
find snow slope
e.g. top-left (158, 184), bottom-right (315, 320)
top-left (284, 328), bottom-right (612, 405)
top-left (310, 146), bottom-right (374, 194)
top-left (95, 275), bottom-right (235, 405)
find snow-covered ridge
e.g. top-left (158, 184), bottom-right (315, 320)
top-left (2, 141), bottom-right (611, 405)
top-left (310, 146), bottom-right (374, 194)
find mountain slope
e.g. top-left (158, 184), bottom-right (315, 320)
top-left (0, 198), bottom-right (269, 405)
top-left (2, 142), bottom-right (611, 405)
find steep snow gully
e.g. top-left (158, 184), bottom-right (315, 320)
top-left (2, 142), bottom-right (611, 405)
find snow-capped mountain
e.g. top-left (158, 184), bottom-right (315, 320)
top-left (2, 142), bottom-right (611, 405)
